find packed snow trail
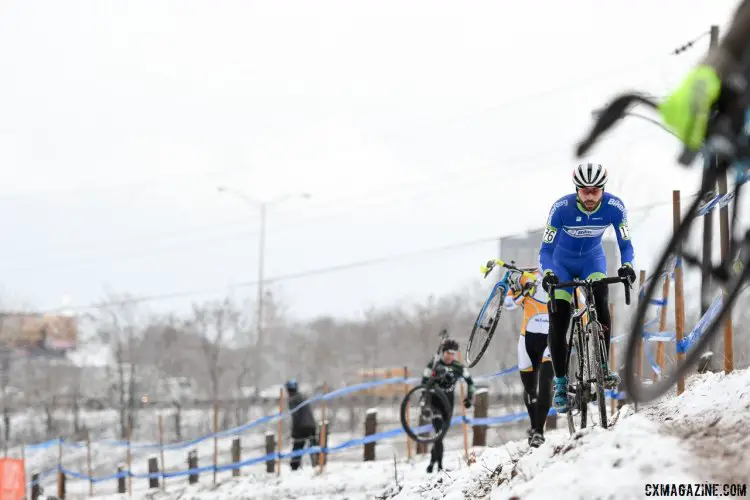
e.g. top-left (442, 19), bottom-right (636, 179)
top-left (390, 368), bottom-right (750, 500)
top-left (89, 368), bottom-right (749, 499)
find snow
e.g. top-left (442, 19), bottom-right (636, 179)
top-left (488, 367), bottom-right (750, 500)
top-left (67, 367), bottom-right (750, 499)
top-left (66, 342), bottom-right (113, 367)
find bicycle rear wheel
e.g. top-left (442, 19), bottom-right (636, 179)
top-left (400, 385), bottom-right (452, 444)
top-left (466, 285), bottom-right (505, 368)
top-left (624, 169), bottom-right (749, 403)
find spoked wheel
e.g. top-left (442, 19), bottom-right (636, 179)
top-left (466, 285), bottom-right (505, 368)
top-left (400, 385), bottom-right (452, 444)
top-left (589, 322), bottom-right (608, 429)
top-left (625, 167), bottom-right (750, 403)
top-left (566, 329), bottom-right (588, 435)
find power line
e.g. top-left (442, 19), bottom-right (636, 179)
top-left (45, 234), bottom-right (505, 314)
top-left (41, 192), bottom-right (699, 315)
top-left (670, 30), bottom-right (711, 56)
top-left (1, 29), bottom-right (706, 262)
top-left (2, 126), bottom-right (671, 268)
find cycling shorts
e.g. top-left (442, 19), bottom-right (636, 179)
top-left (518, 332), bottom-right (551, 372)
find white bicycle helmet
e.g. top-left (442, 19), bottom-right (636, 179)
top-left (573, 163), bottom-right (608, 188)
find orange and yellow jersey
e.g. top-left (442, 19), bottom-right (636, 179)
top-left (504, 272), bottom-right (587, 334)
top-left (503, 273), bottom-right (549, 334)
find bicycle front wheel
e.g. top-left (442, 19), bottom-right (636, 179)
top-left (566, 328), bottom-right (588, 435)
top-left (400, 385), bottom-right (452, 444)
top-left (624, 170), bottom-right (749, 403)
top-left (466, 286), bottom-right (505, 368)
top-left (589, 321), bottom-right (608, 429)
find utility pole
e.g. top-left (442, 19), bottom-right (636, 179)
top-left (700, 26), bottom-right (720, 371)
top-left (708, 23), bottom-right (734, 374)
top-left (257, 202), bottom-right (267, 354)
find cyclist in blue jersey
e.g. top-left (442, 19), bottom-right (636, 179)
top-left (538, 163), bottom-right (637, 413)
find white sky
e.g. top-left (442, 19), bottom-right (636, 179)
top-left (0, 0), bottom-right (739, 322)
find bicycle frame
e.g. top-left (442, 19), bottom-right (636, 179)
top-left (475, 259), bottom-right (536, 325)
top-left (551, 277), bottom-right (630, 431)
top-left (566, 282), bottom-right (603, 382)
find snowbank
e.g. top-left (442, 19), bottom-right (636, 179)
top-left (489, 367), bottom-right (750, 499)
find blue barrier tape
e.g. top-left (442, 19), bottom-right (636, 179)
top-left (698, 192), bottom-right (734, 216)
top-left (677, 293), bottom-right (723, 353)
top-left (645, 336), bottom-right (662, 377)
top-left (25, 438), bottom-right (60, 451)
top-left (475, 365), bottom-right (519, 382)
top-left (643, 331), bottom-right (676, 342)
top-left (47, 399), bottom-right (630, 484)
top-left (58, 366), bottom-right (520, 453)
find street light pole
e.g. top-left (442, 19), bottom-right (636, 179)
top-left (257, 202), bottom-right (266, 352)
top-left (216, 187), bottom-right (311, 354)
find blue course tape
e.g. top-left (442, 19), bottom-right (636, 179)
top-left (57, 402), bottom-right (656, 484)
top-left (32, 362), bottom-right (630, 485)
top-left (677, 293), bottom-right (723, 354)
top-left (54, 366), bottom-right (520, 454)
top-left (25, 438), bottom-right (60, 451)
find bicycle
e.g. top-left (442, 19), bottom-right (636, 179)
top-left (465, 259), bottom-right (538, 368)
top-left (400, 331), bottom-right (455, 444)
top-left (548, 276), bottom-right (632, 432)
top-left (576, 88), bottom-right (750, 403)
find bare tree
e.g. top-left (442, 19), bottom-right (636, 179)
top-left (95, 294), bottom-right (144, 439)
top-left (189, 298), bottom-right (239, 405)
top-left (0, 348), bottom-right (12, 446)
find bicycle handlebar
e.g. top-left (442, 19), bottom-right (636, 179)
top-left (576, 92), bottom-right (665, 156)
top-left (576, 90), bottom-right (745, 167)
top-left (480, 259), bottom-right (537, 281)
top-left (547, 276), bottom-right (632, 314)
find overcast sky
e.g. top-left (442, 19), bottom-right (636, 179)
top-left (0, 0), bottom-right (739, 324)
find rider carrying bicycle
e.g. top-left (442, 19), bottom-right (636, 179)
top-left (503, 270), bottom-right (553, 448)
top-left (659, 0), bottom-right (750, 154)
top-left (539, 163), bottom-right (637, 413)
top-left (421, 337), bottom-right (476, 473)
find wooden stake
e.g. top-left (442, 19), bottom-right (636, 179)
top-left (127, 419), bottom-right (132, 498)
top-left (158, 415), bottom-right (165, 491)
top-left (276, 388), bottom-right (284, 476)
top-left (673, 190), bottom-right (687, 394)
top-left (86, 429), bottom-right (93, 497)
top-left (637, 270), bottom-right (646, 382)
top-left (318, 383), bottom-right (329, 474)
top-left (654, 275), bottom-right (671, 381)
top-left (456, 352), bottom-right (470, 462)
top-left (212, 402), bottom-right (219, 484)
top-left (57, 436), bottom-right (63, 500)
top-left (404, 366), bottom-right (413, 460)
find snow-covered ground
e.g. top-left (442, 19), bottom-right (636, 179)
top-left (57, 366), bottom-right (750, 499)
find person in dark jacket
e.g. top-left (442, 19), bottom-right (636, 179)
top-left (286, 379), bottom-right (319, 470)
top-left (421, 338), bottom-right (476, 473)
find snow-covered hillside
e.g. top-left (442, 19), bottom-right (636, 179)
top-left (76, 367), bottom-right (750, 499)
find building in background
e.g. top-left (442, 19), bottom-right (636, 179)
top-left (498, 228), bottom-right (620, 292)
top-left (0, 313), bottom-right (78, 356)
